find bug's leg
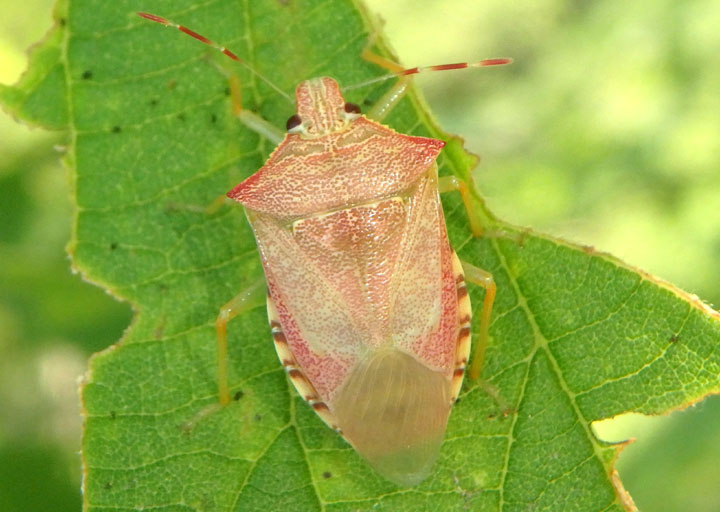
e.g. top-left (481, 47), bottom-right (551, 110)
top-left (204, 54), bottom-right (286, 143)
top-left (460, 261), bottom-right (496, 380)
top-left (165, 75), bottom-right (284, 215)
top-left (181, 279), bottom-right (266, 432)
top-left (460, 261), bottom-right (512, 414)
top-left (361, 29), bottom-right (406, 74)
top-left (438, 175), bottom-right (484, 237)
top-left (361, 36), bottom-right (506, 235)
top-left (216, 278), bottom-right (267, 405)
top-left (360, 35), bottom-right (414, 122)
top-left (365, 77), bottom-right (412, 122)
top-left (360, 37), bottom-right (510, 122)
top-left (226, 74), bottom-right (285, 144)
top-left (139, 13), bottom-right (289, 143)
top-left (439, 175), bottom-right (529, 246)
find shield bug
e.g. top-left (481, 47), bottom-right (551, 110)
top-left (139, 11), bottom-right (509, 486)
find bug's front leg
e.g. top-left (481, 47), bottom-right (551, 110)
top-left (364, 76), bottom-right (412, 122)
top-left (216, 278), bottom-right (266, 405)
top-left (359, 35), bottom-right (414, 122)
top-left (225, 75), bottom-right (285, 144)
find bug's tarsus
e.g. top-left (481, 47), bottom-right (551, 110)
top-left (137, 12), bottom-right (292, 103)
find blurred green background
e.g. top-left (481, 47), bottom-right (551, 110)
top-left (1, 0), bottom-right (718, 510)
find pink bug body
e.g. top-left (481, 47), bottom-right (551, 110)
top-left (228, 78), bottom-right (472, 485)
top-left (136, 11), bottom-right (507, 486)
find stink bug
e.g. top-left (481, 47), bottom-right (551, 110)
top-left (139, 12), bottom-right (509, 486)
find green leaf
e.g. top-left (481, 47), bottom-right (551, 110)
top-left (4, 0), bottom-right (720, 510)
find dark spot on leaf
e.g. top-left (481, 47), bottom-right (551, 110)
top-left (224, 86), bottom-right (231, 96)
top-left (363, 98), bottom-right (372, 106)
top-left (82, 70), bottom-right (92, 80)
top-left (111, 126), bottom-right (121, 134)
top-left (59, 18), bottom-right (66, 26)
top-left (454, 397), bottom-right (461, 404)
top-left (210, 113), bottom-right (217, 124)
top-left (109, 411), bottom-right (116, 420)
top-left (109, 242), bottom-right (118, 250)
top-left (234, 390), bottom-right (244, 401)
top-left (322, 471), bottom-right (332, 479)
top-left (104, 481), bottom-right (112, 490)
top-left (254, 414), bottom-right (262, 422)
top-left (177, 113), bottom-right (186, 122)
top-left (670, 334), bottom-right (679, 343)
top-left (150, 98), bottom-right (159, 107)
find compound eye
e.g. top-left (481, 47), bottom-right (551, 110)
top-left (286, 114), bottom-right (303, 132)
top-left (344, 102), bottom-right (361, 114)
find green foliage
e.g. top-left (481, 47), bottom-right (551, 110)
top-left (2, 0), bottom-right (719, 510)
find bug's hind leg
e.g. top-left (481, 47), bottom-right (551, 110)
top-left (460, 261), bottom-right (496, 381)
top-left (216, 278), bottom-right (267, 405)
top-left (460, 260), bottom-right (513, 415)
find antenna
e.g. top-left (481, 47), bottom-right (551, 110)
top-left (343, 58), bottom-right (512, 91)
top-left (137, 12), bottom-right (293, 103)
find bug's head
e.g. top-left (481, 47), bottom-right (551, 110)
top-left (287, 77), bottom-right (362, 138)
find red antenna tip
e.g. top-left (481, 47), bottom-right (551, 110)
top-left (137, 12), bottom-right (168, 25)
top-left (479, 58), bottom-right (513, 66)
